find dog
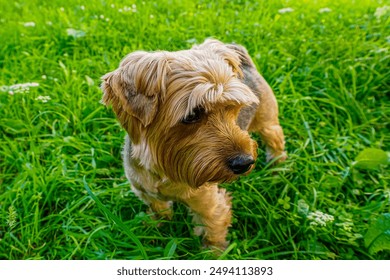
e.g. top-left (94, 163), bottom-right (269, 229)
top-left (101, 39), bottom-right (286, 251)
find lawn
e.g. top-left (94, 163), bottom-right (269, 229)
top-left (0, 0), bottom-right (389, 260)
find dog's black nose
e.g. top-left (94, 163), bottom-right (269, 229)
top-left (228, 155), bottom-right (255, 174)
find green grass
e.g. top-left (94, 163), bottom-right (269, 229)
top-left (0, 0), bottom-right (389, 260)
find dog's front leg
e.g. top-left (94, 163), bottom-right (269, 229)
top-left (180, 184), bottom-right (232, 251)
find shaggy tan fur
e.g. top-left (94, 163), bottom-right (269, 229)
top-left (101, 39), bottom-right (286, 251)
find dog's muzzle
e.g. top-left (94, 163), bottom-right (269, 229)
top-left (227, 155), bottom-right (255, 175)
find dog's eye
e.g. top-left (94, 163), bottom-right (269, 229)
top-left (182, 108), bottom-right (204, 124)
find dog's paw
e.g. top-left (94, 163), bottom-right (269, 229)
top-left (266, 148), bottom-right (287, 164)
top-left (202, 239), bottom-right (229, 256)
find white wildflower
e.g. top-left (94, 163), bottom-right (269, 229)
top-left (106, 18), bottom-right (110, 22)
top-left (121, 5), bottom-right (137, 13)
top-left (66, 28), bottom-right (86, 38)
top-left (100, 14), bottom-right (105, 19)
top-left (307, 210), bottom-right (334, 227)
top-left (278, 7), bottom-right (294, 14)
top-left (46, 21), bottom-right (53, 26)
top-left (1, 82), bottom-right (39, 94)
top-left (23, 22), bottom-right (35, 27)
top-left (30, 82), bottom-right (40, 87)
top-left (42, 75), bottom-right (47, 80)
top-left (80, 5), bottom-right (85, 10)
top-left (35, 95), bottom-right (51, 103)
top-left (375, 5), bottom-right (390, 19)
top-left (60, 7), bottom-right (65, 12)
top-left (319, 8), bottom-right (332, 13)
top-left (111, 4), bottom-right (115, 8)
top-left (9, 83), bottom-right (39, 93)
top-left (150, 14), bottom-right (154, 19)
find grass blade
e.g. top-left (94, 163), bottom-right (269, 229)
top-left (83, 177), bottom-right (148, 259)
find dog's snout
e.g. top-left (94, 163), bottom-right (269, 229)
top-left (227, 155), bottom-right (255, 175)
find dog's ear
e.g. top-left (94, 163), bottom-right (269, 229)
top-left (194, 39), bottom-right (243, 77)
top-left (224, 43), bottom-right (256, 69)
top-left (101, 51), bottom-right (170, 143)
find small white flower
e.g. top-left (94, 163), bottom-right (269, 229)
top-left (118, 8), bottom-right (123, 12)
top-left (307, 210), bottom-right (334, 227)
top-left (1, 82), bottom-right (39, 95)
top-left (35, 95), bottom-right (51, 103)
top-left (278, 7), bottom-right (294, 14)
top-left (150, 14), bottom-right (154, 19)
top-left (60, 7), bottom-right (65, 12)
top-left (23, 22), bottom-right (35, 27)
top-left (80, 5), bottom-right (85, 10)
top-left (319, 8), bottom-right (332, 13)
top-left (100, 14), bottom-right (105, 19)
top-left (12, 82), bottom-right (39, 90)
top-left (375, 5), bottom-right (390, 19)
top-left (111, 4), bottom-right (115, 8)
top-left (46, 21), bottom-right (53, 26)
top-left (66, 28), bottom-right (86, 38)
top-left (42, 75), bottom-right (47, 80)
top-left (106, 18), bottom-right (110, 22)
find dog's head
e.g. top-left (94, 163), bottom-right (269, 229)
top-left (101, 39), bottom-right (259, 187)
